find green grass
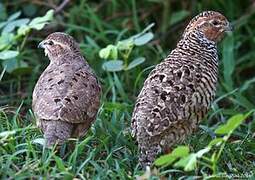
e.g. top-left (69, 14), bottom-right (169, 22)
top-left (0, 0), bottom-right (255, 179)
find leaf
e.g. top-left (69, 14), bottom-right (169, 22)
top-left (196, 147), bottom-right (210, 158)
top-left (99, 44), bottom-right (118, 59)
top-left (155, 146), bottom-right (189, 166)
top-left (102, 60), bottom-right (124, 72)
top-left (0, 22), bottom-right (6, 29)
top-left (134, 32), bottom-right (154, 46)
top-left (99, 47), bottom-right (110, 59)
top-left (239, 76), bottom-right (255, 92)
top-left (110, 46), bottom-right (118, 60)
top-left (0, 33), bottom-right (15, 50)
top-left (174, 153), bottom-right (197, 171)
top-left (0, 130), bottom-right (16, 138)
top-left (2, 18), bottom-right (30, 33)
top-left (215, 111), bottom-right (253, 135)
top-left (141, 23), bottom-right (155, 34)
top-left (0, 66), bottom-right (6, 81)
top-left (32, 138), bottom-right (45, 146)
top-left (0, 50), bottom-right (19, 60)
top-left (1, 58), bottom-right (28, 73)
top-left (132, 23), bottom-right (155, 39)
top-left (125, 57), bottom-right (145, 70)
top-left (222, 35), bottom-right (235, 90)
top-left (86, 36), bottom-right (100, 49)
top-left (54, 155), bottom-right (66, 171)
top-left (117, 39), bottom-right (134, 50)
top-left (174, 148), bottom-right (210, 172)
top-left (113, 73), bottom-right (128, 100)
top-left (28, 9), bottom-right (54, 30)
top-left (17, 25), bottom-right (30, 35)
top-left (208, 138), bottom-right (224, 147)
top-left (170, 10), bottom-right (189, 25)
top-left (7, 11), bottom-right (21, 21)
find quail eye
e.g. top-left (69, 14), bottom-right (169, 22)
top-left (212, 20), bottom-right (219, 26)
top-left (48, 41), bottom-right (54, 45)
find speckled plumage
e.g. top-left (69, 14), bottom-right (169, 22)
top-left (33, 32), bottom-right (101, 147)
top-left (131, 11), bottom-right (232, 167)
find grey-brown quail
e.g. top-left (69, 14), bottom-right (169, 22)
top-left (131, 11), bottom-right (232, 167)
top-left (33, 32), bottom-right (101, 147)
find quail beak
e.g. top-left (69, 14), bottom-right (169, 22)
top-left (38, 41), bottom-right (45, 48)
top-left (38, 40), bottom-right (49, 56)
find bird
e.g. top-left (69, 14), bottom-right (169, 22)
top-left (32, 32), bottom-right (101, 147)
top-left (131, 11), bottom-right (232, 167)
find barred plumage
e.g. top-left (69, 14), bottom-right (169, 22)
top-left (131, 11), bottom-right (232, 167)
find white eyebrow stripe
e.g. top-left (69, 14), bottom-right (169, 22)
top-left (52, 40), bottom-right (71, 50)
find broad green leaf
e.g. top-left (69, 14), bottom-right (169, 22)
top-left (99, 47), bottom-right (110, 59)
top-left (117, 39), bottom-right (134, 50)
top-left (170, 10), bottom-right (189, 25)
top-left (2, 18), bottom-right (29, 33)
top-left (0, 50), bottom-right (19, 60)
top-left (174, 147), bottom-right (210, 171)
top-left (0, 33), bottom-right (15, 50)
top-left (28, 9), bottom-right (54, 30)
top-left (215, 112), bottom-right (252, 135)
top-left (17, 25), bottom-right (30, 35)
top-left (1, 58), bottom-right (28, 73)
top-left (8, 11), bottom-right (21, 21)
top-left (126, 57), bottom-right (145, 70)
top-left (174, 147), bottom-right (211, 171)
top-left (102, 60), bottom-right (124, 72)
top-left (155, 146), bottom-right (189, 166)
top-left (0, 22), bottom-right (6, 29)
top-left (174, 153), bottom-right (196, 171)
top-left (99, 44), bottom-right (118, 59)
top-left (134, 32), bottom-right (154, 46)
top-left (110, 45), bottom-right (118, 59)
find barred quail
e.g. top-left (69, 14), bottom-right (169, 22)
top-left (33, 32), bottom-right (101, 147)
top-left (131, 11), bottom-right (232, 167)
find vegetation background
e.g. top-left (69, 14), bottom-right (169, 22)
top-left (0, 0), bottom-right (254, 179)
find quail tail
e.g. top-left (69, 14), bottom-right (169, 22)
top-left (139, 145), bottom-right (161, 168)
top-left (40, 120), bottom-right (74, 147)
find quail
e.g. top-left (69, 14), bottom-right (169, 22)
top-left (33, 32), bottom-right (101, 147)
top-left (131, 11), bottom-right (232, 167)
